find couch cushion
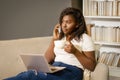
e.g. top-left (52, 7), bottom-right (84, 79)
top-left (0, 36), bottom-right (52, 79)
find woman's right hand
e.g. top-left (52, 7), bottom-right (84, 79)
top-left (53, 24), bottom-right (61, 40)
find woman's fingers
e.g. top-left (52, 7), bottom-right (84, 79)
top-left (53, 24), bottom-right (60, 40)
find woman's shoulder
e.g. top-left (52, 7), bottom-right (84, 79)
top-left (81, 33), bottom-right (95, 51)
top-left (81, 33), bottom-right (92, 40)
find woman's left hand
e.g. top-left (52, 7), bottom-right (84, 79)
top-left (64, 41), bottom-right (77, 54)
top-left (53, 24), bottom-right (61, 40)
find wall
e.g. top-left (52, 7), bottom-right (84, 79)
top-left (71, 0), bottom-right (82, 11)
top-left (0, 0), bottom-right (71, 40)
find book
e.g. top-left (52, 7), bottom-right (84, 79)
top-left (95, 26), bottom-right (103, 41)
top-left (106, 27), bottom-right (116, 42)
top-left (98, 52), bottom-right (107, 63)
top-left (106, 1), bottom-right (113, 16)
top-left (118, 1), bottom-right (120, 16)
top-left (113, 0), bottom-right (118, 16)
top-left (92, 1), bottom-right (98, 16)
top-left (116, 27), bottom-right (120, 42)
top-left (91, 26), bottom-right (96, 41)
top-left (106, 52), bottom-right (116, 66)
top-left (86, 24), bottom-right (94, 36)
top-left (118, 59), bottom-right (120, 67)
top-left (103, 53), bottom-right (110, 64)
top-left (112, 53), bottom-right (120, 67)
top-left (83, 0), bottom-right (89, 16)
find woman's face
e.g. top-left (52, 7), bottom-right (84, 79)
top-left (61, 15), bottom-right (77, 35)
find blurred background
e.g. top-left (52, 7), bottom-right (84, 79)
top-left (0, 0), bottom-right (82, 40)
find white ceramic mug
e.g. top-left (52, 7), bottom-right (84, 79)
top-left (54, 40), bottom-right (66, 49)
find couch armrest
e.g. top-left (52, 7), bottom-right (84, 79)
top-left (91, 63), bottom-right (109, 80)
top-left (83, 63), bottom-right (109, 80)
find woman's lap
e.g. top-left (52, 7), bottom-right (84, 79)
top-left (4, 62), bottom-right (83, 80)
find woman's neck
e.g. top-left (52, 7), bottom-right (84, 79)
top-left (66, 35), bottom-right (72, 41)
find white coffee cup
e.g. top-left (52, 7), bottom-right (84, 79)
top-left (54, 40), bottom-right (66, 49)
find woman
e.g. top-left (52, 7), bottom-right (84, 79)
top-left (4, 7), bottom-right (96, 80)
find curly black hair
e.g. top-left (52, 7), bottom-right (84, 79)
top-left (59, 7), bottom-right (87, 41)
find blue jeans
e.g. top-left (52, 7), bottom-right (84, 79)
top-left (4, 62), bottom-right (83, 80)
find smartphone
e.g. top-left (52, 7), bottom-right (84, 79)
top-left (58, 27), bottom-right (61, 33)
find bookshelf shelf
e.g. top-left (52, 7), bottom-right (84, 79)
top-left (85, 16), bottom-right (120, 19)
top-left (109, 66), bottom-right (120, 77)
top-left (94, 41), bottom-right (120, 46)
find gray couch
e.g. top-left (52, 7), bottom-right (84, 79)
top-left (0, 36), bottom-right (109, 80)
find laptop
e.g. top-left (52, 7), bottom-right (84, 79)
top-left (20, 54), bottom-right (66, 73)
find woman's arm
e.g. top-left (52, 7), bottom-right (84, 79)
top-left (74, 50), bottom-right (96, 71)
top-left (44, 38), bottom-right (55, 64)
top-left (45, 24), bottom-right (60, 64)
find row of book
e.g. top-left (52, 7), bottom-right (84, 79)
top-left (90, 25), bottom-right (120, 42)
top-left (98, 52), bottom-right (120, 67)
top-left (83, 0), bottom-right (120, 16)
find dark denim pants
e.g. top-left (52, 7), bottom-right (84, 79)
top-left (4, 62), bottom-right (83, 80)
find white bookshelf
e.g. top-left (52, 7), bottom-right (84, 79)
top-left (94, 41), bottom-right (120, 46)
top-left (85, 16), bottom-right (120, 19)
top-left (83, 0), bottom-right (120, 77)
top-left (109, 66), bottom-right (120, 77)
